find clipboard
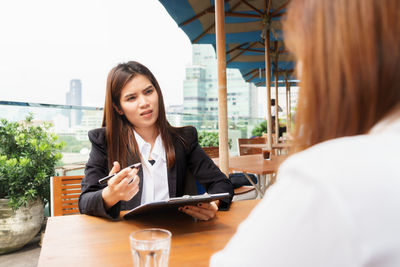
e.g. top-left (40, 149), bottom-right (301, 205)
top-left (123, 192), bottom-right (230, 220)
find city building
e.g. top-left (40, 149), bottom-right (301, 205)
top-left (183, 44), bottom-right (258, 135)
top-left (66, 79), bottom-right (82, 126)
top-left (166, 104), bottom-right (184, 126)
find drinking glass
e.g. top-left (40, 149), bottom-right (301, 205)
top-left (262, 148), bottom-right (271, 160)
top-left (129, 228), bottom-right (171, 267)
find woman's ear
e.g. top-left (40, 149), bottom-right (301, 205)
top-left (113, 104), bottom-right (124, 115)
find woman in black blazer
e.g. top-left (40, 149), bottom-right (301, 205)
top-left (78, 61), bottom-right (233, 220)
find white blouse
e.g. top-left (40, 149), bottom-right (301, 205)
top-left (210, 116), bottom-right (400, 267)
top-left (134, 131), bottom-right (169, 205)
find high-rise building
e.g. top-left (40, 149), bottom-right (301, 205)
top-left (183, 45), bottom-right (258, 132)
top-left (66, 79), bottom-right (82, 106)
top-left (66, 79), bottom-right (82, 126)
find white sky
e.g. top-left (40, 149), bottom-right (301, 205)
top-left (0, 0), bottom-right (192, 107)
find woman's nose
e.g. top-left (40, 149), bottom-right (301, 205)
top-left (138, 95), bottom-right (149, 107)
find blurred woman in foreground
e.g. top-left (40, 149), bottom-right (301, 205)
top-left (211, 0), bottom-right (400, 266)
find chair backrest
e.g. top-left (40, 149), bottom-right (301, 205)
top-left (238, 137), bottom-right (266, 156)
top-left (202, 146), bottom-right (219, 158)
top-left (50, 175), bottom-right (84, 216)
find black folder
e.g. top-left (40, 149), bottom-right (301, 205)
top-left (123, 192), bottom-right (230, 219)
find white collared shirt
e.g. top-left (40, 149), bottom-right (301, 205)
top-left (133, 131), bottom-right (169, 205)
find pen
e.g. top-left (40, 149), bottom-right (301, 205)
top-left (98, 162), bottom-right (141, 185)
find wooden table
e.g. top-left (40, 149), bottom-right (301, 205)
top-left (38, 200), bottom-right (259, 267)
top-left (214, 154), bottom-right (282, 198)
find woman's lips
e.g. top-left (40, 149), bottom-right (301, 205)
top-left (140, 110), bottom-right (152, 118)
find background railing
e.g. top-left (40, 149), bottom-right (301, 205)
top-left (0, 101), bottom-right (265, 174)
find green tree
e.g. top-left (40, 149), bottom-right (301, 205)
top-left (251, 121), bottom-right (267, 137)
top-left (0, 114), bottom-right (64, 210)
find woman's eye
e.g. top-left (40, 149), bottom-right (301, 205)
top-left (127, 96), bottom-right (136, 101)
top-left (144, 88), bottom-right (154, 95)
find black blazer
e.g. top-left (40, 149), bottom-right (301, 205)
top-left (78, 126), bottom-right (233, 219)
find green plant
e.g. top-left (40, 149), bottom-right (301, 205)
top-left (251, 120), bottom-right (267, 137)
top-left (0, 114), bottom-right (64, 210)
top-left (198, 131), bottom-right (232, 149)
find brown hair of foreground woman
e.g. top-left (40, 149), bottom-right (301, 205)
top-left (284, 0), bottom-right (400, 151)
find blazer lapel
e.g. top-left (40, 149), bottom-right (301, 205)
top-left (168, 164), bottom-right (177, 197)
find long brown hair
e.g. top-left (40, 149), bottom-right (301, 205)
top-left (284, 0), bottom-right (400, 151)
top-left (102, 61), bottom-right (180, 169)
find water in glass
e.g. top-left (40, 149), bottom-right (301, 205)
top-left (130, 228), bottom-right (171, 267)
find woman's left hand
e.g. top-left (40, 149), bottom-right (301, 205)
top-left (179, 201), bottom-right (219, 221)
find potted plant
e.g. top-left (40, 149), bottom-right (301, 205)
top-left (198, 131), bottom-right (232, 158)
top-left (0, 114), bottom-right (63, 254)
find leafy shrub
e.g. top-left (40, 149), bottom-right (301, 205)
top-left (0, 114), bottom-right (64, 210)
top-left (198, 131), bottom-right (232, 149)
top-left (251, 121), bottom-right (267, 137)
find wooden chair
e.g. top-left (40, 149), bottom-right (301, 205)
top-left (202, 146), bottom-right (219, 158)
top-left (238, 137), bottom-right (266, 156)
top-left (202, 146), bottom-right (255, 198)
top-left (50, 175), bottom-right (83, 216)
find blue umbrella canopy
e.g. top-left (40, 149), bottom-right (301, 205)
top-left (225, 41), bottom-right (297, 85)
top-left (159, 0), bottom-right (297, 85)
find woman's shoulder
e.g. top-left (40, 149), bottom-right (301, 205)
top-left (173, 126), bottom-right (197, 139)
top-left (281, 136), bottom-right (364, 169)
top-left (175, 125), bottom-right (196, 134)
top-left (88, 127), bottom-right (106, 146)
top-left (169, 126), bottom-right (198, 150)
top-left (278, 132), bottom-right (393, 185)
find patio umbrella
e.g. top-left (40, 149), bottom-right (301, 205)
top-left (227, 39), bottom-right (297, 138)
top-left (219, 37), bottom-right (297, 141)
top-left (159, 0), bottom-right (296, 172)
top-left (226, 41), bottom-right (295, 76)
top-left (160, 0), bottom-right (294, 83)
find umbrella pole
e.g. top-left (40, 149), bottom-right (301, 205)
top-left (215, 0), bottom-right (229, 176)
top-left (274, 70), bottom-right (279, 143)
top-left (285, 77), bottom-right (290, 133)
top-left (265, 30), bottom-right (273, 149)
top-left (274, 42), bottom-right (279, 143)
top-left (289, 83), bottom-right (292, 131)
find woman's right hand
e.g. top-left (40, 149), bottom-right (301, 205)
top-left (101, 161), bottom-right (140, 210)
